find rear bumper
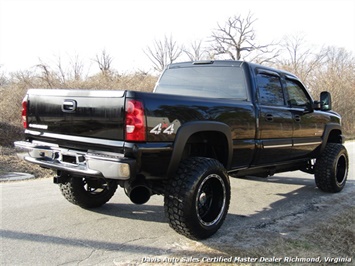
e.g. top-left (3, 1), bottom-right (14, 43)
top-left (14, 141), bottom-right (135, 180)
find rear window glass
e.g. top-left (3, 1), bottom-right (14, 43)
top-left (155, 66), bottom-right (248, 99)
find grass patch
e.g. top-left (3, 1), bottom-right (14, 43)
top-left (310, 206), bottom-right (355, 256)
top-left (184, 197), bottom-right (355, 265)
top-left (0, 146), bottom-right (52, 180)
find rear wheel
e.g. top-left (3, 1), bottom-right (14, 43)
top-left (164, 157), bottom-right (230, 240)
top-left (59, 176), bottom-right (118, 208)
top-left (314, 143), bottom-right (348, 193)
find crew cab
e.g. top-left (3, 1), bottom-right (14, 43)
top-left (15, 60), bottom-right (349, 239)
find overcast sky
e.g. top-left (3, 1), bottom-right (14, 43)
top-left (1, 0), bottom-right (354, 74)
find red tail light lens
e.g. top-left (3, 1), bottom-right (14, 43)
top-left (21, 96), bottom-right (28, 129)
top-left (125, 99), bottom-right (146, 141)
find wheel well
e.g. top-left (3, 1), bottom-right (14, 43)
top-left (327, 129), bottom-right (342, 144)
top-left (182, 131), bottom-right (229, 168)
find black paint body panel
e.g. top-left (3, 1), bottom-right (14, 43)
top-left (23, 61), bottom-right (342, 178)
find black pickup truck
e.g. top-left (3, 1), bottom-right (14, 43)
top-left (15, 60), bottom-right (348, 239)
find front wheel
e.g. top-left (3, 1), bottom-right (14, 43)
top-left (164, 157), bottom-right (230, 240)
top-left (59, 176), bottom-right (118, 208)
top-left (314, 143), bottom-right (349, 193)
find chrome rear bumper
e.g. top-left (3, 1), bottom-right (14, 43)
top-left (14, 141), bottom-right (135, 180)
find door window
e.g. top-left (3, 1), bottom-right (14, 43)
top-left (257, 74), bottom-right (285, 106)
top-left (285, 79), bottom-right (311, 108)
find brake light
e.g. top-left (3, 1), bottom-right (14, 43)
top-left (21, 96), bottom-right (28, 129)
top-left (125, 99), bottom-right (146, 141)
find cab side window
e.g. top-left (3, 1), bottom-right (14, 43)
top-left (286, 79), bottom-right (311, 108)
top-left (256, 74), bottom-right (285, 106)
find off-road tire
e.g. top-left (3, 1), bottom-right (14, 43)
top-left (164, 157), bottom-right (230, 240)
top-left (59, 176), bottom-right (118, 208)
top-left (314, 143), bottom-right (348, 193)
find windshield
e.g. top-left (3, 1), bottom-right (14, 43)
top-left (155, 66), bottom-right (248, 99)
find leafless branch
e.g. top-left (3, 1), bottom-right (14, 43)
top-left (183, 40), bottom-right (209, 61)
top-left (94, 49), bottom-right (113, 75)
top-left (209, 12), bottom-right (278, 63)
top-left (36, 59), bottom-right (54, 88)
top-left (144, 35), bottom-right (184, 72)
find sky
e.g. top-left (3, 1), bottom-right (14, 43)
top-left (0, 0), bottom-right (354, 74)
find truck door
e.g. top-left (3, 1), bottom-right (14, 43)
top-left (254, 71), bottom-right (294, 165)
top-left (284, 78), bottom-right (325, 158)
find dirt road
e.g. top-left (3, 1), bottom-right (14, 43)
top-left (1, 141), bottom-right (354, 265)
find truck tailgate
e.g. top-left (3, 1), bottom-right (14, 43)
top-left (26, 89), bottom-right (125, 141)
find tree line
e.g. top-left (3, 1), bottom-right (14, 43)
top-left (1, 12), bottom-right (354, 137)
top-left (144, 13), bottom-right (355, 137)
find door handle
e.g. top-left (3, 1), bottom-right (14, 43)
top-left (62, 99), bottom-right (77, 113)
top-left (294, 115), bottom-right (301, 122)
top-left (265, 114), bottom-right (273, 121)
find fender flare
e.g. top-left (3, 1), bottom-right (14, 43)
top-left (166, 121), bottom-right (233, 177)
top-left (320, 123), bottom-right (344, 153)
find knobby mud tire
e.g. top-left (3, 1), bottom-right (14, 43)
top-left (314, 143), bottom-right (348, 193)
top-left (164, 157), bottom-right (231, 240)
top-left (59, 177), bottom-right (118, 208)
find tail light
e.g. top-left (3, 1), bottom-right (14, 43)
top-left (125, 99), bottom-right (146, 141)
top-left (21, 95), bottom-right (28, 129)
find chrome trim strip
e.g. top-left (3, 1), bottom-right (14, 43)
top-left (293, 141), bottom-right (322, 147)
top-left (24, 130), bottom-right (125, 148)
top-left (263, 144), bottom-right (292, 149)
top-left (263, 141), bottom-right (322, 149)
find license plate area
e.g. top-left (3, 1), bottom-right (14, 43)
top-left (62, 155), bottom-right (77, 164)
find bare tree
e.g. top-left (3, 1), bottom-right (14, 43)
top-left (276, 34), bottom-right (326, 84)
top-left (10, 70), bottom-right (35, 87)
top-left (183, 40), bottom-right (209, 61)
top-left (36, 59), bottom-right (55, 88)
top-left (54, 55), bottom-right (67, 84)
top-left (311, 47), bottom-right (355, 136)
top-left (0, 65), bottom-right (7, 86)
top-left (69, 54), bottom-right (84, 81)
top-left (144, 35), bottom-right (184, 72)
top-left (94, 49), bottom-right (113, 75)
top-left (278, 40), bottom-right (355, 135)
top-left (210, 12), bottom-right (278, 63)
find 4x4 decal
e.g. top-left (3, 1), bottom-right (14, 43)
top-left (150, 123), bottom-right (175, 135)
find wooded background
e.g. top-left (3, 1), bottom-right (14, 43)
top-left (1, 13), bottom-right (354, 146)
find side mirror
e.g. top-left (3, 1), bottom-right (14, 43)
top-left (320, 91), bottom-right (332, 111)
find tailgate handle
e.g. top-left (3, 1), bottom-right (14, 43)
top-left (62, 100), bottom-right (77, 112)
top-left (265, 114), bottom-right (274, 121)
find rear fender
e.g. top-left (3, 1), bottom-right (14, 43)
top-left (166, 121), bottom-right (232, 177)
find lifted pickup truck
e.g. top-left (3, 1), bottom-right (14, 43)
top-left (15, 60), bottom-right (349, 240)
